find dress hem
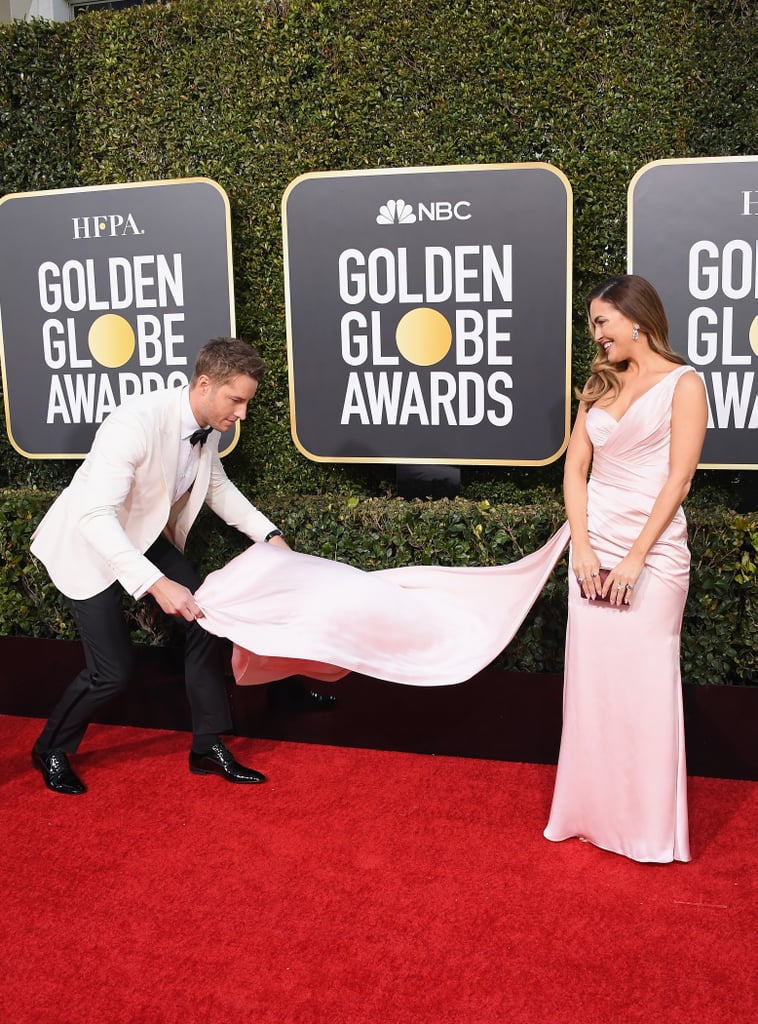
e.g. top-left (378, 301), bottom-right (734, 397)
top-left (542, 829), bottom-right (690, 864)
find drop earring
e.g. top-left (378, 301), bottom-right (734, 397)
top-left (632, 323), bottom-right (639, 341)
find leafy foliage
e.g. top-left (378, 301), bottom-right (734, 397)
top-left (0, 1), bottom-right (756, 679)
top-left (2, 486), bottom-right (754, 685)
top-left (1, 0), bottom-right (755, 501)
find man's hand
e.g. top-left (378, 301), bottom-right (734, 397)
top-left (148, 576), bottom-right (204, 620)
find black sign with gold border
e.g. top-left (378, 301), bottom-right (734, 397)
top-left (283, 164), bottom-right (573, 465)
top-left (629, 155), bottom-right (758, 470)
top-left (0, 178), bottom-right (237, 458)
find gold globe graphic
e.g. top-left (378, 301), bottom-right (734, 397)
top-left (395, 307), bottom-right (452, 366)
top-left (749, 315), bottom-right (758, 358)
top-left (88, 314), bottom-right (136, 368)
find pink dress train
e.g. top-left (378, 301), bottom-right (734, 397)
top-left (543, 365), bottom-right (694, 863)
top-left (195, 521), bottom-right (570, 687)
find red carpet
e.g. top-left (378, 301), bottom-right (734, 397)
top-left (2, 715), bottom-right (755, 1024)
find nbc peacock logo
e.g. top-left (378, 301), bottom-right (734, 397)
top-left (376, 198), bottom-right (473, 225)
top-left (376, 199), bottom-right (417, 225)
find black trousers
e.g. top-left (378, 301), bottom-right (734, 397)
top-left (35, 535), bottom-right (231, 753)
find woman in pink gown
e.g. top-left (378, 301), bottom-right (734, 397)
top-left (195, 274), bottom-right (706, 864)
top-left (543, 275), bottom-right (707, 862)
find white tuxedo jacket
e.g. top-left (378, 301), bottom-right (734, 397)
top-left (31, 386), bottom-right (277, 600)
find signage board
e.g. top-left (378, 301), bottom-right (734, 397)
top-left (0, 178), bottom-right (236, 458)
top-left (283, 164), bottom-right (572, 464)
top-left (629, 156), bottom-right (758, 469)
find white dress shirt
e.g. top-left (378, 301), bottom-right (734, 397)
top-left (133, 387), bottom-right (208, 598)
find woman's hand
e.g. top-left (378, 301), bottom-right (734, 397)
top-left (603, 554), bottom-right (644, 606)
top-left (571, 545), bottom-right (603, 599)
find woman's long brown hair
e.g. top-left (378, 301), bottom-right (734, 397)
top-left (577, 275), bottom-right (686, 407)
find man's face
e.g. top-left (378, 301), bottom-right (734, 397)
top-left (190, 373), bottom-right (259, 431)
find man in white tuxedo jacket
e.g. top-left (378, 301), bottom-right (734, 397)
top-left (30, 338), bottom-right (288, 795)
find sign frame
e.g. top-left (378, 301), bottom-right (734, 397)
top-left (282, 163), bottom-right (573, 467)
top-left (628, 154), bottom-right (758, 471)
top-left (0, 177), bottom-right (239, 460)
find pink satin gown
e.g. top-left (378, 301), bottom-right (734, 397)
top-left (543, 365), bottom-right (694, 863)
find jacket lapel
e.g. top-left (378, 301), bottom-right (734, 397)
top-left (158, 387), bottom-right (184, 500)
top-left (171, 432), bottom-right (214, 551)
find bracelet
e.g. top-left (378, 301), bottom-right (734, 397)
top-left (264, 529), bottom-right (283, 543)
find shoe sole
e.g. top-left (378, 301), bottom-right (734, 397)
top-left (189, 766), bottom-right (266, 784)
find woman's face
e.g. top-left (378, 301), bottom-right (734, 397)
top-left (588, 298), bottom-right (637, 363)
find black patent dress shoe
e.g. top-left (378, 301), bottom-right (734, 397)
top-left (189, 742), bottom-right (266, 784)
top-left (266, 677), bottom-right (338, 712)
top-left (32, 747), bottom-right (87, 795)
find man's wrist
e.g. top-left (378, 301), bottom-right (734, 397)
top-left (264, 529), bottom-right (283, 543)
top-left (136, 570), bottom-right (164, 600)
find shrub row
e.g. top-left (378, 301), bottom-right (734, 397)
top-left (2, 486), bottom-right (755, 686)
top-left (1, 2), bottom-right (755, 680)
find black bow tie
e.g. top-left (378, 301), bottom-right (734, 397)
top-left (189, 426), bottom-right (213, 447)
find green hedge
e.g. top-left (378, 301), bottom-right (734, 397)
top-left (1, 0), bottom-right (756, 501)
top-left (1, 1), bottom-right (756, 680)
top-left (2, 486), bottom-right (755, 686)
